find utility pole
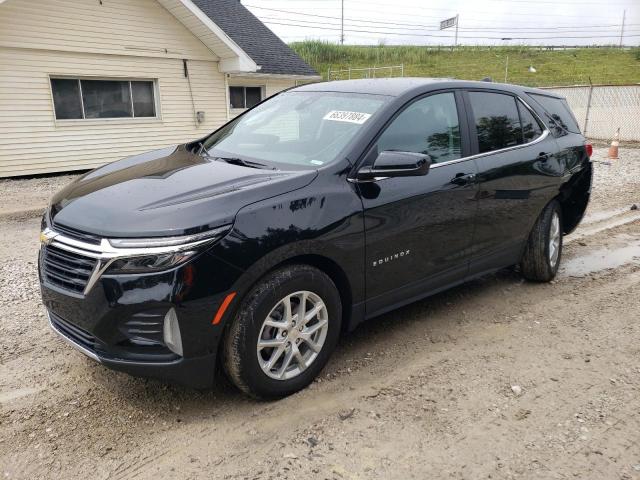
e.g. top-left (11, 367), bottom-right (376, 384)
top-left (341, 0), bottom-right (344, 45)
top-left (619, 9), bottom-right (626, 47)
top-left (454, 14), bottom-right (459, 47)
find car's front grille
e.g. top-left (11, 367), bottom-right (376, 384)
top-left (42, 244), bottom-right (98, 294)
top-left (49, 312), bottom-right (97, 352)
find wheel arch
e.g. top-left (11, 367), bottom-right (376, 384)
top-left (260, 254), bottom-right (354, 333)
top-left (217, 250), bottom-right (356, 346)
top-left (558, 161), bottom-right (593, 234)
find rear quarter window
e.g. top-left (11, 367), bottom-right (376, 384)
top-left (527, 93), bottom-right (581, 135)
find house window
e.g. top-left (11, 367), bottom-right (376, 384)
top-left (50, 78), bottom-right (157, 120)
top-left (229, 86), bottom-right (263, 109)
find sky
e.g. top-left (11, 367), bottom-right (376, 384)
top-left (242, 0), bottom-right (640, 46)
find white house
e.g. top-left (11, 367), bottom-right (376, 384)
top-left (0, 0), bottom-right (320, 177)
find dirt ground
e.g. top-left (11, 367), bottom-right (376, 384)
top-left (0, 147), bottom-right (639, 480)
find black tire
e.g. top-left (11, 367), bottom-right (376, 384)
top-left (520, 199), bottom-right (563, 282)
top-left (223, 264), bottom-right (342, 399)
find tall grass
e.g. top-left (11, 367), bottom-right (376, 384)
top-left (290, 41), bottom-right (640, 87)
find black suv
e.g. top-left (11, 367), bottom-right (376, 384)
top-left (39, 78), bottom-right (592, 398)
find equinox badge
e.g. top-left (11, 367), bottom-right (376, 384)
top-left (372, 250), bottom-right (411, 267)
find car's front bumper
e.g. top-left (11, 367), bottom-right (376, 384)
top-left (47, 310), bottom-right (217, 388)
top-left (39, 237), bottom-right (245, 389)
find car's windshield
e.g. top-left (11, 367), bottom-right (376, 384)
top-left (201, 91), bottom-right (388, 169)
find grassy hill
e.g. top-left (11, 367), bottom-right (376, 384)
top-left (290, 42), bottom-right (640, 87)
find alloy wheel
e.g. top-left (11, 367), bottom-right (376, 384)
top-left (257, 291), bottom-right (329, 380)
top-left (548, 211), bottom-right (561, 268)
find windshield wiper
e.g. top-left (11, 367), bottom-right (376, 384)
top-left (214, 156), bottom-right (273, 169)
top-left (196, 144), bottom-right (273, 170)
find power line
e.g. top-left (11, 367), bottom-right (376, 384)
top-left (245, 4), bottom-right (639, 31)
top-left (258, 15), bottom-right (640, 35)
top-left (262, 19), bottom-right (640, 39)
top-left (248, 0), bottom-right (631, 20)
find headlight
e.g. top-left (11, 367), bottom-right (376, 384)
top-left (106, 251), bottom-right (198, 274)
top-left (103, 225), bottom-right (230, 274)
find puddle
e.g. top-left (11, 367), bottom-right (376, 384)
top-left (560, 237), bottom-right (640, 277)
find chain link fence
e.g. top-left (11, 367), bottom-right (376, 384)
top-left (327, 64), bottom-right (404, 80)
top-left (533, 84), bottom-right (639, 141)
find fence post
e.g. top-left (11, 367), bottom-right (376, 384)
top-left (327, 66), bottom-right (331, 82)
top-left (504, 55), bottom-right (509, 83)
top-left (401, 63), bottom-right (404, 77)
top-left (583, 78), bottom-right (594, 136)
top-left (348, 67), bottom-right (351, 80)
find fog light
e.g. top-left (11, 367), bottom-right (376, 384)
top-left (163, 308), bottom-right (183, 357)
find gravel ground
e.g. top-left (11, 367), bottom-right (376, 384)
top-left (0, 147), bottom-right (639, 479)
top-left (0, 173), bottom-right (77, 218)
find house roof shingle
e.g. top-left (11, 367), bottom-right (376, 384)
top-left (192, 0), bottom-right (318, 76)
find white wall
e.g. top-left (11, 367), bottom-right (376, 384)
top-left (0, 48), bottom-right (228, 177)
top-left (0, 0), bottom-right (216, 61)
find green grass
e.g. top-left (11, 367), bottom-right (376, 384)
top-left (290, 41), bottom-right (640, 87)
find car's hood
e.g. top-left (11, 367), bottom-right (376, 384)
top-left (50, 145), bottom-right (317, 237)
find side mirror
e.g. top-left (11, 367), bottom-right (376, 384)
top-left (356, 151), bottom-right (431, 182)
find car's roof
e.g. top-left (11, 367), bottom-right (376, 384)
top-left (294, 77), bottom-right (560, 98)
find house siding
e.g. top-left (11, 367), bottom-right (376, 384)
top-left (0, 0), bottom-right (225, 177)
top-left (0, 0), bottom-right (313, 177)
top-left (0, 48), bottom-right (227, 177)
top-left (0, 0), bottom-right (217, 61)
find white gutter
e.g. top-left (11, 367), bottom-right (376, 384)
top-left (228, 72), bottom-right (322, 81)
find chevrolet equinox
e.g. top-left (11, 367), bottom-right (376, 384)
top-left (39, 78), bottom-right (593, 398)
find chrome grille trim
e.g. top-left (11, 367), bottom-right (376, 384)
top-left (47, 311), bottom-right (101, 363)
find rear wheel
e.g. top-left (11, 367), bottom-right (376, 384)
top-left (223, 265), bottom-right (341, 399)
top-left (520, 200), bottom-right (563, 282)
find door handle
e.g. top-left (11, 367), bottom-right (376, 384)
top-left (451, 173), bottom-right (477, 186)
top-left (537, 152), bottom-right (550, 162)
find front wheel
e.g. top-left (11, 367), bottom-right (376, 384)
top-left (223, 265), bottom-right (342, 399)
top-left (520, 199), bottom-right (563, 282)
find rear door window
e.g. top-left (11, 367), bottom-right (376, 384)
top-left (527, 93), bottom-right (580, 135)
top-left (468, 91), bottom-right (522, 154)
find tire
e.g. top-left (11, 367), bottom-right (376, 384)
top-left (223, 264), bottom-right (342, 399)
top-left (520, 199), bottom-right (563, 282)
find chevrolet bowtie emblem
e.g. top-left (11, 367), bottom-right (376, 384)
top-left (40, 229), bottom-right (57, 245)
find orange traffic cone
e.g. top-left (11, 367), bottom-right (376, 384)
top-left (608, 128), bottom-right (620, 160)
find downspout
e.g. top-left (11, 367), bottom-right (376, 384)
top-left (224, 73), bottom-right (230, 121)
top-left (183, 59), bottom-right (198, 128)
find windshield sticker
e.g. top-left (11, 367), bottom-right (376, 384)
top-left (310, 160), bottom-right (324, 165)
top-left (323, 110), bottom-right (372, 124)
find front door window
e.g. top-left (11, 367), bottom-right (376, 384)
top-left (376, 92), bottom-right (462, 163)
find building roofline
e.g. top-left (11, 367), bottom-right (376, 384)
top-left (158, 0), bottom-right (258, 73)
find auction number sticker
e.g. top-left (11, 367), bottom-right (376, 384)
top-left (323, 110), bottom-right (372, 124)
